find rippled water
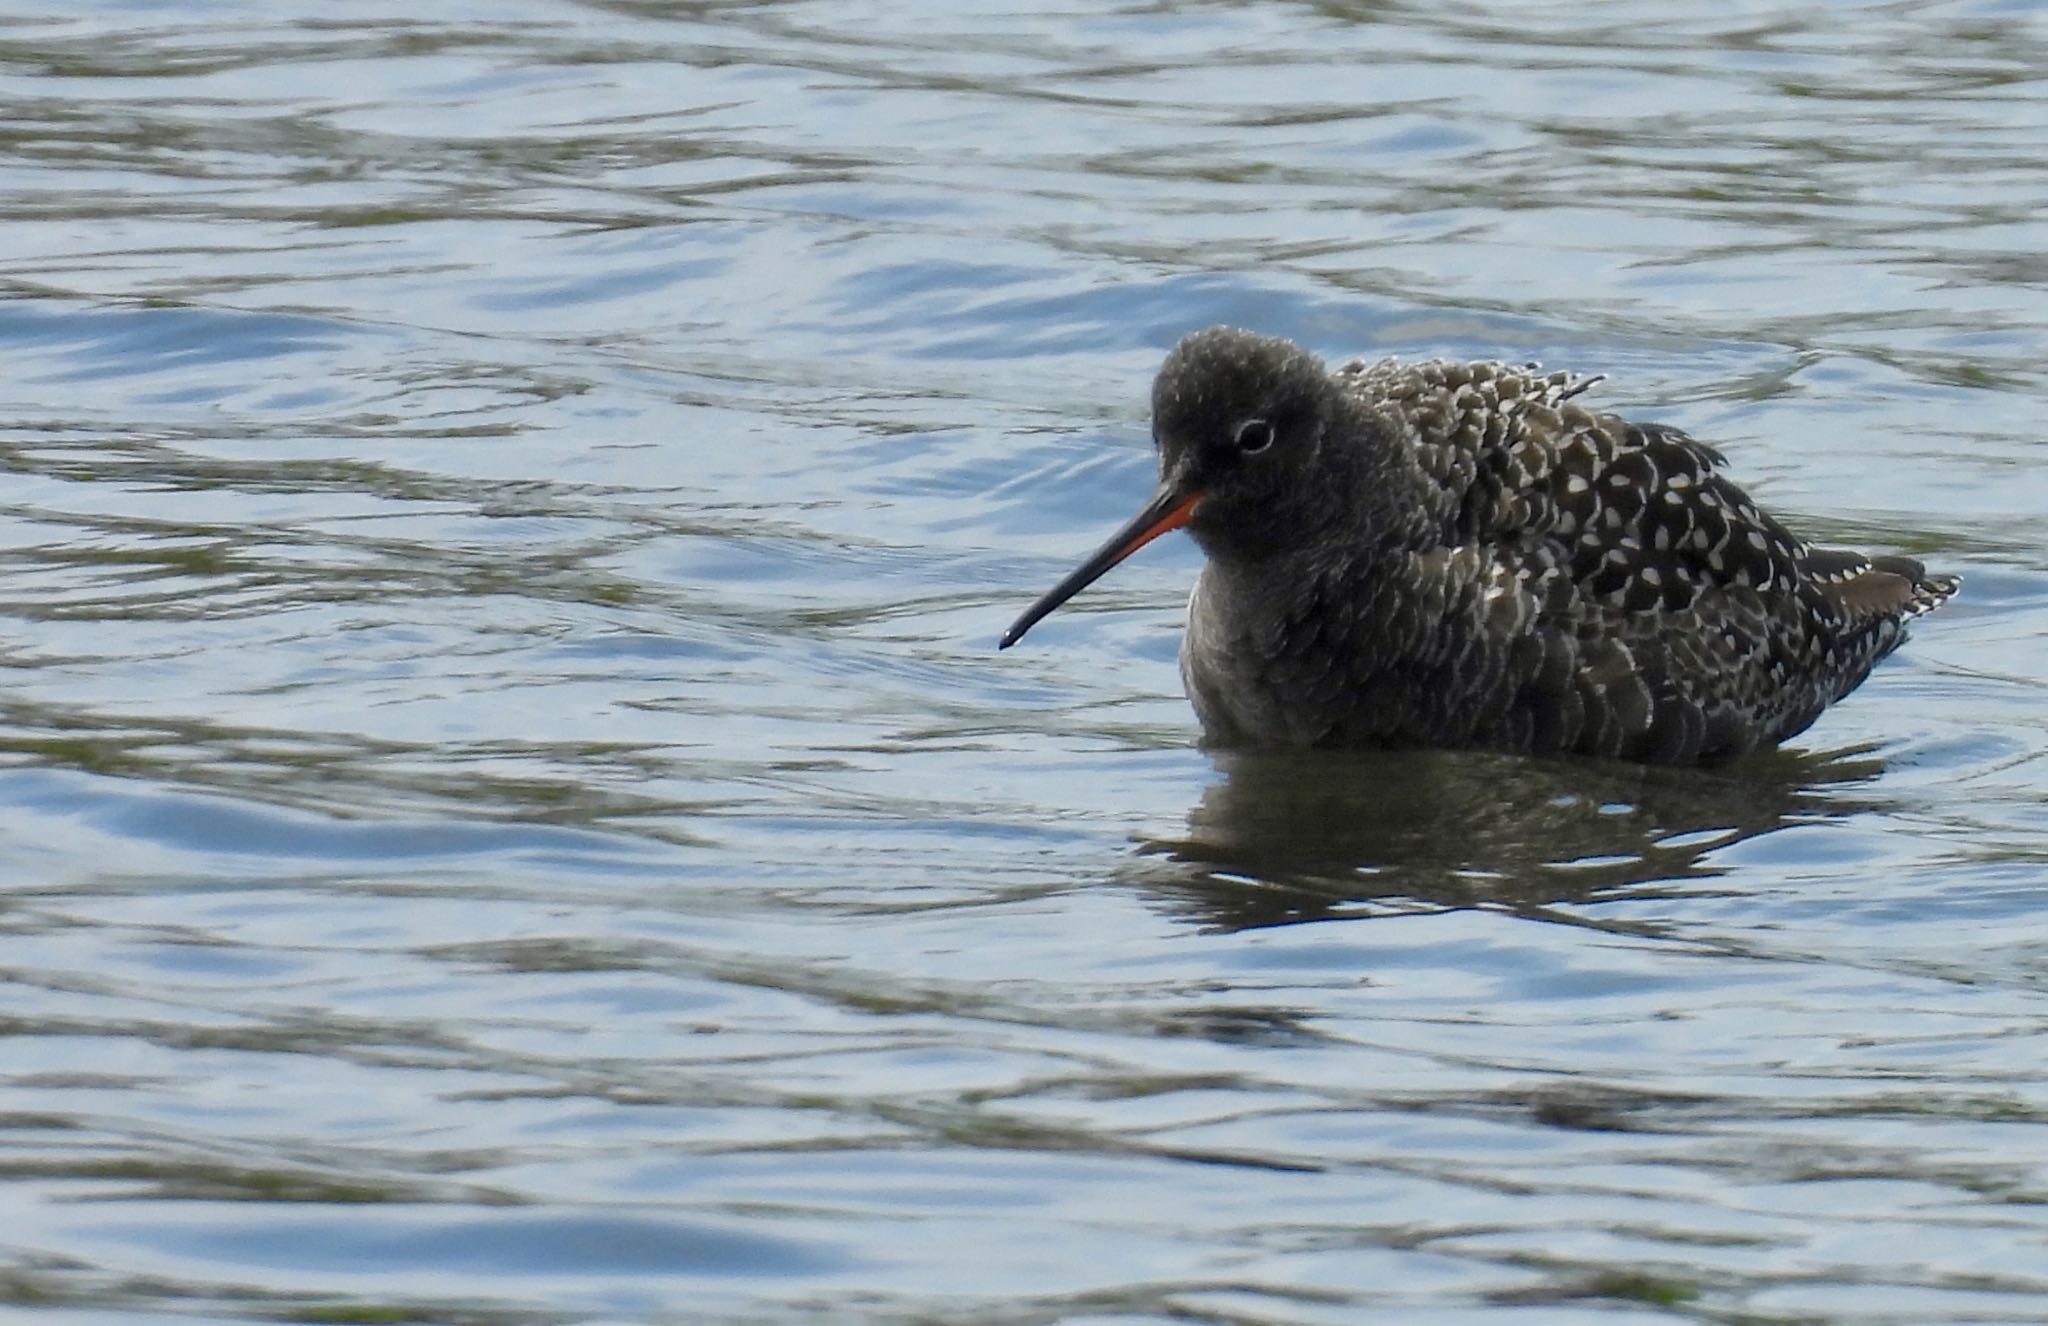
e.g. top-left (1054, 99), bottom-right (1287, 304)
top-left (2, 2), bottom-right (2046, 1322)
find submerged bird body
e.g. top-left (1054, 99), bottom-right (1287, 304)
top-left (1002, 327), bottom-right (1956, 765)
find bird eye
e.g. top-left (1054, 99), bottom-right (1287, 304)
top-left (1235, 418), bottom-right (1276, 454)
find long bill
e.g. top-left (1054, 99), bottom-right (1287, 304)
top-left (998, 486), bottom-right (1203, 649)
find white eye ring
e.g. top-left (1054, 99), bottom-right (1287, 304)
top-left (1235, 418), bottom-right (1276, 453)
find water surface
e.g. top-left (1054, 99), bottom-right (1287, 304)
top-left (2, 2), bottom-right (2047, 1323)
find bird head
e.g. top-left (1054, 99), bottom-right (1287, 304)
top-left (999, 326), bottom-right (1350, 649)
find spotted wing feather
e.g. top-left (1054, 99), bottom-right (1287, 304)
top-left (1328, 356), bottom-right (1957, 759)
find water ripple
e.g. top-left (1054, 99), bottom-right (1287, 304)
top-left (0, 1), bottom-right (2043, 1323)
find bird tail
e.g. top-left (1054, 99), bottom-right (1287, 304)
top-left (1867, 555), bottom-right (1959, 619)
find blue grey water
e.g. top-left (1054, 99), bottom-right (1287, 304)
top-left (0, 1), bottom-right (2044, 1322)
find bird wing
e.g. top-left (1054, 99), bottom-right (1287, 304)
top-left (1342, 356), bottom-right (1956, 628)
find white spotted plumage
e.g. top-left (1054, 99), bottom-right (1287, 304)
top-left (1008, 327), bottom-right (1958, 763)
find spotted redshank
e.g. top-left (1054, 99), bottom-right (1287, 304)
top-left (1000, 326), bottom-right (1957, 764)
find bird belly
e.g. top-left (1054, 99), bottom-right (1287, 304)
top-left (1181, 581), bottom-right (1303, 747)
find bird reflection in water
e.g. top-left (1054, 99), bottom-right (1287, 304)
top-left (1132, 745), bottom-right (1888, 933)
